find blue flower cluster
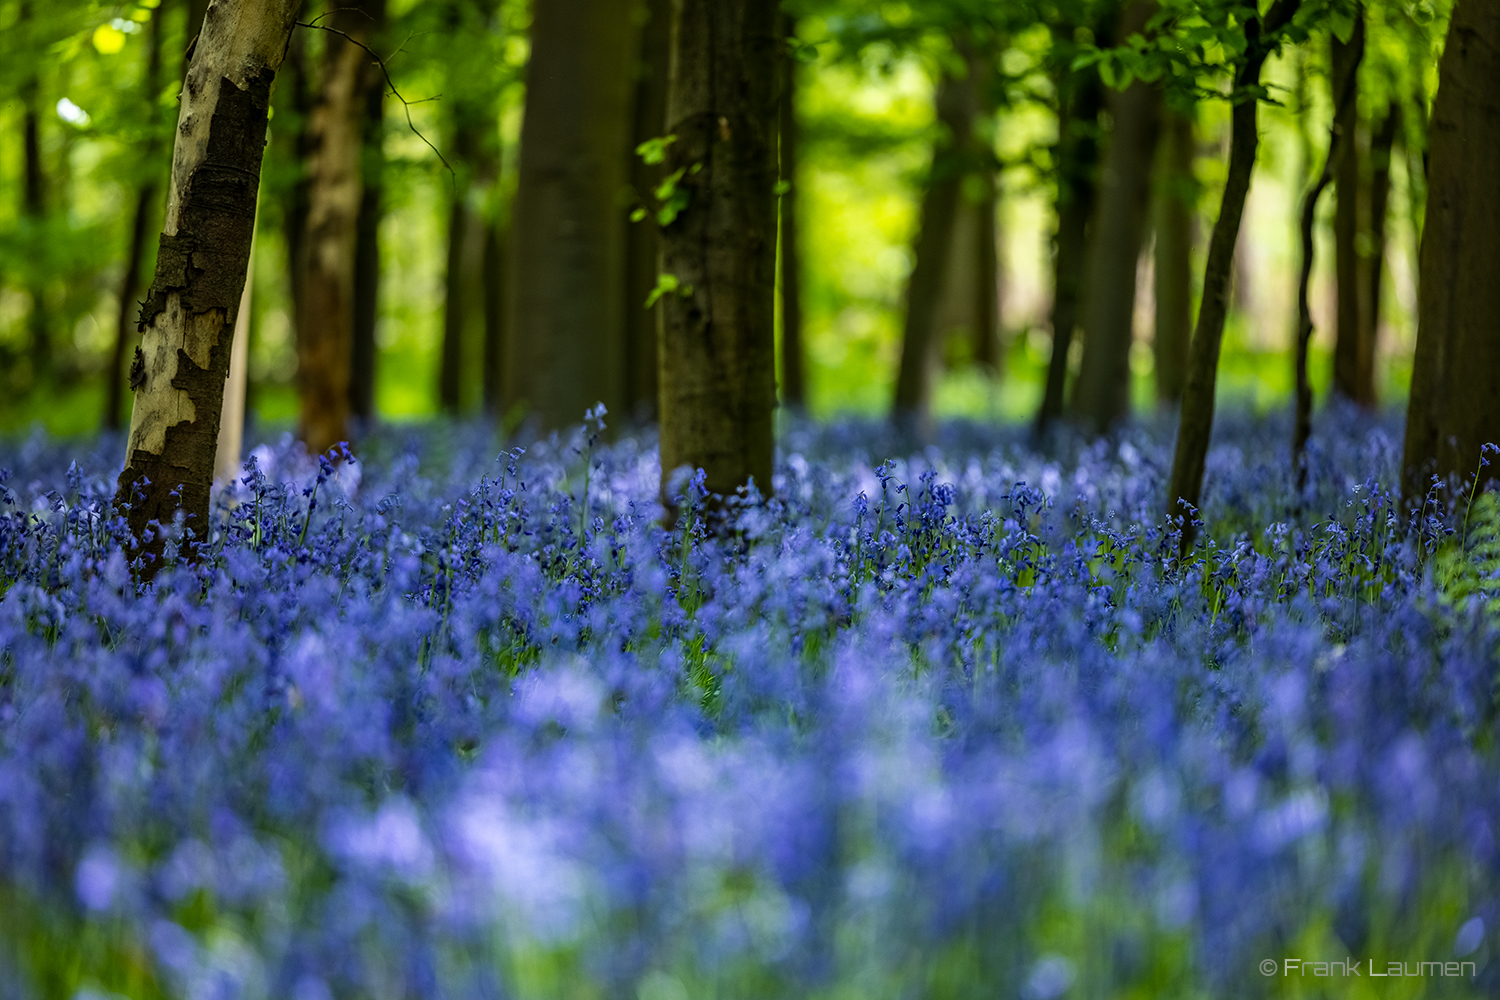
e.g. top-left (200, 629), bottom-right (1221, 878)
top-left (1, 410), bottom-right (1495, 999)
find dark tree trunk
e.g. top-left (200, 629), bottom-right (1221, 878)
top-left (1331, 11), bottom-right (1372, 405)
top-left (278, 22), bottom-right (313, 372)
top-left (20, 1), bottom-right (48, 383)
top-left (482, 208), bottom-right (506, 417)
top-left (1401, 0), bottom-right (1500, 504)
top-left (657, 0), bottom-right (779, 506)
top-left (440, 177), bottom-right (471, 414)
top-left (971, 169), bottom-right (1002, 375)
top-left (1293, 36), bottom-right (1362, 493)
top-left (1166, 0), bottom-right (1303, 553)
top-left (892, 61), bottom-right (981, 435)
top-left (623, 0), bottom-right (672, 423)
top-left (114, 0), bottom-right (301, 571)
top-left (1036, 32), bottom-right (1105, 434)
top-left (506, 0), bottom-right (638, 430)
top-left (1153, 100), bottom-right (1195, 405)
top-left (107, 0), bottom-right (171, 432)
top-left (296, 3), bottom-right (377, 454)
top-left (349, 0), bottom-right (387, 424)
top-left (778, 12), bottom-right (808, 410)
top-left (1359, 102), bottom-right (1399, 404)
top-left (1072, 0), bottom-right (1162, 434)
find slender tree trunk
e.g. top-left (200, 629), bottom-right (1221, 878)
top-left (1153, 100), bottom-right (1195, 404)
top-left (349, 0), bottom-right (387, 424)
top-left (482, 206), bottom-right (506, 417)
top-left (297, 5), bottom-right (375, 454)
top-left (971, 168), bottom-right (1002, 375)
top-left (114, 0), bottom-right (301, 568)
top-left (1293, 43), bottom-right (1361, 493)
top-left (1401, 0), bottom-right (1500, 503)
top-left (20, 2), bottom-right (48, 383)
top-left (778, 11), bottom-right (808, 410)
top-left (892, 62), bottom-right (981, 434)
top-left (657, 0), bottom-right (779, 506)
top-left (623, 0), bottom-right (671, 423)
top-left (1331, 11), bottom-right (1371, 405)
top-left (107, 1), bottom-right (171, 432)
top-left (1359, 102), bottom-right (1398, 404)
top-left (1036, 38), bottom-right (1104, 434)
top-left (279, 22), bottom-right (313, 380)
top-left (1166, 0), bottom-right (1302, 553)
top-left (506, 0), bottom-right (638, 430)
top-left (1072, 1), bottom-right (1162, 433)
top-left (440, 175), bottom-right (471, 414)
top-left (214, 236), bottom-right (254, 483)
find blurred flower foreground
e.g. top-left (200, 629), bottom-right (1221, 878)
top-left (1, 412), bottom-right (1496, 999)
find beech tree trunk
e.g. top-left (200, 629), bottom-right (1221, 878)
top-left (779, 12), bottom-right (808, 410)
top-left (1036, 34), bottom-right (1104, 434)
top-left (106, 1), bottom-right (169, 432)
top-left (114, 0), bottom-right (301, 565)
top-left (892, 58), bottom-right (982, 434)
top-left (1331, 11), bottom-right (1372, 406)
top-left (506, 0), bottom-right (638, 430)
top-left (657, 0), bottom-right (779, 505)
top-left (1072, 1), bottom-right (1161, 433)
top-left (624, 0), bottom-right (672, 423)
top-left (1166, 0), bottom-right (1302, 553)
top-left (350, 0), bottom-right (387, 424)
top-left (1401, 0), bottom-right (1500, 503)
top-left (1153, 100), bottom-right (1195, 405)
top-left (297, 4), bottom-right (376, 454)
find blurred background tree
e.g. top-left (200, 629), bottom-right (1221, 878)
top-left (0, 0), bottom-right (1457, 475)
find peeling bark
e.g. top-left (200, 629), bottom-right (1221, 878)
top-left (657, 0), bottom-right (779, 508)
top-left (114, 0), bottom-right (301, 568)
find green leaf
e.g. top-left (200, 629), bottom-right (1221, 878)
top-left (644, 273), bottom-right (680, 309)
top-left (635, 135), bottom-right (677, 166)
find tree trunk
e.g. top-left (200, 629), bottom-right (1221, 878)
top-left (778, 12), bottom-right (808, 410)
top-left (482, 207), bottom-right (506, 418)
top-left (296, 4), bottom-right (376, 454)
top-left (440, 179), bottom-right (471, 414)
top-left (277, 20), bottom-right (313, 339)
top-left (1401, 0), bottom-right (1500, 503)
top-left (1331, 11), bottom-right (1371, 405)
top-left (20, 1), bottom-right (48, 384)
top-left (1166, 0), bottom-right (1302, 553)
top-left (506, 0), bottom-right (638, 431)
top-left (623, 0), bottom-right (672, 423)
top-left (349, 0), bottom-right (387, 424)
top-left (1036, 35), bottom-right (1104, 434)
top-left (214, 237), bottom-right (254, 483)
top-left (1072, 0), bottom-right (1162, 434)
top-left (114, 0), bottom-right (301, 567)
top-left (892, 61), bottom-right (981, 435)
top-left (1153, 100), bottom-right (1195, 405)
top-left (1293, 38), bottom-right (1361, 493)
top-left (971, 168), bottom-right (1002, 375)
top-left (107, 1), bottom-right (171, 433)
top-left (1359, 102), bottom-right (1398, 404)
top-left (657, 0), bottom-right (779, 506)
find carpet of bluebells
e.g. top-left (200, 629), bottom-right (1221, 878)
top-left (1, 409), bottom-right (1497, 1000)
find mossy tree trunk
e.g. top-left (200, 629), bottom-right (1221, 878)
top-left (657, 0), bottom-right (779, 505)
top-left (114, 0), bottom-right (301, 566)
top-left (506, 0), bottom-right (638, 430)
top-left (1401, 0), bottom-right (1500, 503)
